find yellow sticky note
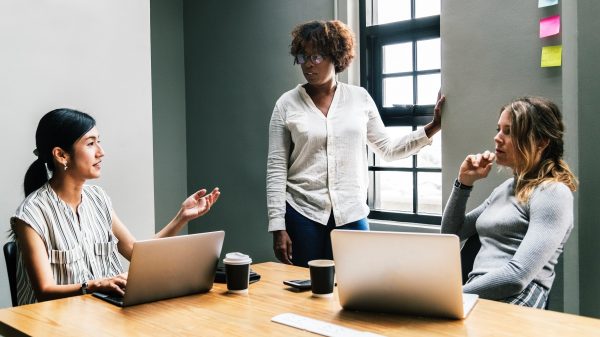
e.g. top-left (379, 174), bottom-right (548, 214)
top-left (541, 45), bottom-right (562, 67)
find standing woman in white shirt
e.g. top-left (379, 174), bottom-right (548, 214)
top-left (267, 20), bottom-right (445, 267)
top-left (11, 109), bottom-right (220, 305)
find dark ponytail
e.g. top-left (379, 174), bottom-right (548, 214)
top-left (24, 108), bottom-right (96, 196)
top-left (24, 159), bottom-right (50, 197)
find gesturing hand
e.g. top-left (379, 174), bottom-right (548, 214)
top-left (458, 151), bottom-right (496, 186)
top-left (179, 187), bottom-right (221, 223)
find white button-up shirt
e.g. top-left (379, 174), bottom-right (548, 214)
top-left (267, 83), bottom-right (432, 231)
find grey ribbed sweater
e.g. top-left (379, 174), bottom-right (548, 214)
top-left (441, 178), bottom-right (573, 300)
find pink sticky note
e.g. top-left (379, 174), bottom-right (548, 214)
top-left (540, 15), bottom-right (560, 38)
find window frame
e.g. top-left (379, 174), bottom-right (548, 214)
top-left (360, 0), bottom-right (442, 225)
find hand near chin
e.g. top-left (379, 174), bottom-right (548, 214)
top-left (458, 150), bottom-right (496, 186)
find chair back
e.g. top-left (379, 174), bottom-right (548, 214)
top-left (3, 242), bottom-right (18, 307)
top-left (460, 234), bottom-right (481, 285)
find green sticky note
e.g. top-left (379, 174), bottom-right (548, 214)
top-left (541, 45), bottom-right (562, 67)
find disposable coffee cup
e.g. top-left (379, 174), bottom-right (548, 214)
top-left (223, 252), bottom-right (252, 294)
top-left (308, 259), bottom-right (335, 298)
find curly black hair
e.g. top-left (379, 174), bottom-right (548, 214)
top-left (290, 20), bottom-right (355, 73)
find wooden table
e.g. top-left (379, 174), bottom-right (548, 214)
top-left (0, 262), bottom-right (599, 336)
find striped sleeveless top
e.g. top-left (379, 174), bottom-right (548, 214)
top-left (10, 183), bottom-right (124, 305)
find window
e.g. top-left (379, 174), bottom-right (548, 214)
top-left (360, 0), bottom-right (441, 225)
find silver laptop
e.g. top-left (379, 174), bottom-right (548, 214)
top-left (331, 230), bottom-right (478, 319)
top-left (93, 230), bottom-right (224, 307)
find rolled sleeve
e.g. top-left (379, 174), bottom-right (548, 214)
top-left (266, 105), bottom-right (290, 232)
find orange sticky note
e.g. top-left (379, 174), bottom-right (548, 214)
top-left (540, 15), bottom-right (560, 38)
top-left (541, 45), bottom-right (562, 67)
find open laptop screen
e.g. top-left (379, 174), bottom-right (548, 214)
top-left (331, 230), bottom-right (477, 319)
top-left (94, 230), bottom-right (224, 307)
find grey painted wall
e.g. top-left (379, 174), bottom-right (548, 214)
top-left (576, 0), bottom-right (600, 318)
top-left (441, 0), bottom-right (567, 311)
top-left (150, 0), bottom-right (189, 233)
top-left (0, 0), bottom-right (154, 308)
top-left (182, 0), bottom-right (334, 263)
top-left (561, 0), bottom-right (580, 315)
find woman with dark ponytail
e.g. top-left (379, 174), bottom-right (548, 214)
top-left (24, 109), bottom-right (98, 196)
top-left (441, 97), bottom-right (577, 309)
top-left (11, 109), bottom-right (220, 305)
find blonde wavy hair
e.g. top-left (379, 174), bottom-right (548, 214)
top-left (504, 97), bottom-right (577, 203)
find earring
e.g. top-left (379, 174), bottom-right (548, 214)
top-left (64, 163), bottom-right (68, 171)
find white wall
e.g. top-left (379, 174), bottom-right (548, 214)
top-left (335, 0), bottom-right (360, 86)
top-left (0, 0), bottom-right (154, 308)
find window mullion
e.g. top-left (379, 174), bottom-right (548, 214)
top-left (411, 34), bottom-right (418, 214)
top-left (412, 124), bottom-right (418, 214)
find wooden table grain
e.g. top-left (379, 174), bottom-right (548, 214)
top-left (0, 262), bottom-right (599, 336)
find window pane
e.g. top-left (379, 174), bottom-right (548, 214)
top-left (416, 73), bottom-right (440, 105)
top-left (383, 42), bottom-right (412, 74)
top-left (417, 130), bottom-right (441, 168)
top-left (417, 38), bottom-right (440, 71)
top-left (375, 0), bottom-right (411, 25)
top-left (418, 172), bottom-right (442, 214)
top-left (415, 0), bottom-right (440, 18)
top-left (377, 171), bottom-right (413, 212)
top-left (376, 126), bottom-right (413, 168)
top-left (383, 76), bottom-right (413, 107)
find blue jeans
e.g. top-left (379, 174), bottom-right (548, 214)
top-left (285, 203), bottom-right (369, 267)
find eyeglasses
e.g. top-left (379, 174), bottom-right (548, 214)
top-left (294, 53), bottom-right (324, 65)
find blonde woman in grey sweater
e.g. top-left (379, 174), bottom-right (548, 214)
top-left (441, 97), bottom-right (577, 308)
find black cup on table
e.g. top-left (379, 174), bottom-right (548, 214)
top-left (223, 252), bottom-right (252, 294)
top-left (308, 259), bottom-right (335, 298)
